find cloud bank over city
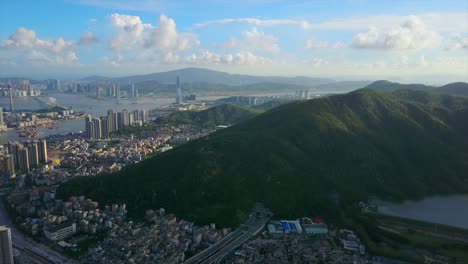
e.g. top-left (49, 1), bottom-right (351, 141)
top-left (0, 0), bottom-right (467, 82)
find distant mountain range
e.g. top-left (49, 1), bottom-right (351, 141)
top-left (76, 68), bottom-right (374, 95)
top-left (108, 68), bottom-right (334, 86)
top-left (58, 88), bottom-right (468, 227)
top-left (365, 80), bottom-right (468, 96)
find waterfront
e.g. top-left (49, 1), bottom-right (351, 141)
top-left (0, 93), bottom-right (228, 144)
top-left (377, 194), bottom-right (468, 229)
top-left (0, 96), bottom-right (48, 111)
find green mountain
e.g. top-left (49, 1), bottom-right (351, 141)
top-left (364, 80), bottom-right (434, 92)
top-left (155, 104), bottom-right (261, 127)
top-left (57, 89), bottom-right (468, 227)
top-left (365, 80), bottom-right (468, 96)
top-left (434, 82), bottom-right (468, 96)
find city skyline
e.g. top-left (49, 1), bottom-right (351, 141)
top-left (0, 0), bottom-right (467, 83)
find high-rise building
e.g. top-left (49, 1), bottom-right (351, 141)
top-left (122, 109), bottom-right (129, 126)
top-left (96, 87), bottom-right (101, 99)
top-left (141, 110), bottom-right (149, 123)
top-left (132, 110), bottom-right (140, 121)
top-left (93, 118), bottom-right (102, 139)
top-left (8, 82), bottom-right (14, 112)
top-left (7, 142), bottom-right (19, 169)
top-left (175, 75), bottom-right (182, 105)
top-left (107, 109), bottom-right (116, 133)
top-left (38, 140), bottom-right (48, 163)
top-left (100, 116), bottom-right (109, 139)
top-left (85, 116), bottom-right (95, 139)
top-left (0, 226), bottom-right (13, 264)
top-left (26, 141), bottom-right (39, 168)
top-left (128, 113), bottom-right (134, 125)
top-left (1, 155), bottom-right (15, 179)
top-left (47, 79), bottom-right (60, 91)
top-left (0, 108), bottom-right (4, 127)
top-left (117, 112), bottom-right (124, 129)
top-left (115, 85), bottom-right (121, 99)
top-left (18, 147), bottom-right (29, 173)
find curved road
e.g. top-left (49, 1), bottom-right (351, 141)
top-left (185, 204), bottom-right (271, 264)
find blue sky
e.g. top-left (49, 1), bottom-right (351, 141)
top-left (0, 0), bottom-right (467, 83)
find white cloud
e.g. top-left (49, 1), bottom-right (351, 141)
top-left (109, 13), bottom-right (199, 54)
top-left (165, 50), bottom-right (271, 65)
top-left (1, 27), bottom-right (78, 65)
top-left (309, 57), bottom-right (328, 67)
top-left (220, 27), bottom-right (280, 53)
top-left (352, 16), bottom-right (440, 50)
top-left (310, 12), bottom-right (467, 33)
top-left (304, 38), bottom-right (344, 49)
top-left (195, 18), bottom-right (310, 29)
top-left (445, 35), bottom-right (468, 50)
top-left (79, 31), bottom-right (99, 45)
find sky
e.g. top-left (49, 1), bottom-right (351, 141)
top-left (0, 0), bottom-right (467, 83)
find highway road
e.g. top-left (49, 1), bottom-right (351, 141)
top-left (185, 203), bottom-right (271, 264)
top-left (0, 196), bottom-right (76, 264)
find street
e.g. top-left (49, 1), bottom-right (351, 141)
top-left (185, 203), bottom-right (271, 264)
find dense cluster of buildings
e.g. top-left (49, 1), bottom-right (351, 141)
top-left (0, 80), bottom-right (42, 98)
top-left (8, 189), bottom-right (128, 245)
top-left (295, 89), bottom-right (310, 99)
top-left (7, 184), bottom-right (231, 264)
top-left (0, 140), bottom-right (48, 179)
top-left (224, 217), bottom-right (369, 264)
top-left (85, 109), bottom-right (149, 139)
top-left (82, 208), bottom-right (230, 264)
top-left (224, 236), bottom-right (370, 264)
top-left (66, 82), bottom-right (139, 100)
top-left (54, 135), bottom-right (171, 176)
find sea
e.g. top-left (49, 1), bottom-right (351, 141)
top-left (377, 194), bottom-right (468, 229)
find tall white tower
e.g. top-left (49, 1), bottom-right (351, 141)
top-left (176, 75), bottom-right (182, 105)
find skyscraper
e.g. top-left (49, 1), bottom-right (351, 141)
top-left (100, 116), bottom-right (109, 139)
top-left (175, 75), bottom-right (182, 105)
top-left (7, 142), bottom-right (19, 169)
top-left (26, 141), bottom-right (39, 168)
top-left (93, 118), bottom-right (102, 139)
top-left (38, 140), bottom-right (48, 164)
top-left (8, 82), bottom-right (14, 112)
top-left (141, 110), bottom-right (149, 123)
top-left (1, 155), bottom-right (15, 179)
top-left (0, 108), bottom-right (4, 127)
top-left (18, 147), bottom-right (29, 173)
top-left (0, 226), bottom-right (13, 264)
top-left (85, 116), bottom-right (95, 139)
top-left (128, 113), bottom-right (134, 125)
top-left (122, 109), bottom-right (129, 126)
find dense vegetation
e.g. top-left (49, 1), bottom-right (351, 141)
top-left (154, 104), bottom-right (261, 127)
top-left (57, 89), bottom-right (468, 227)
